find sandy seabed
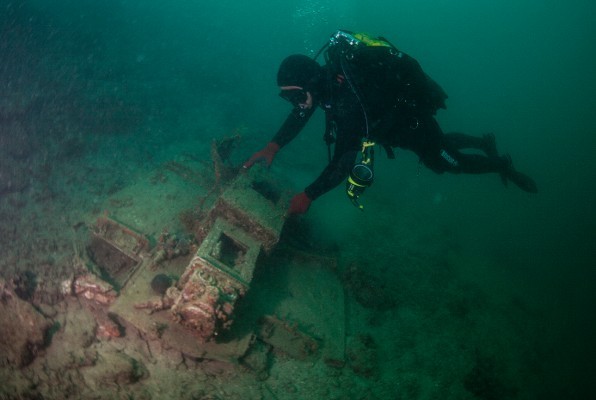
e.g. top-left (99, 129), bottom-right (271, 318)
top-left (0, 131), bottom-right (543, 400)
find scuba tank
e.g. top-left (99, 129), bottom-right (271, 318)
top-left (315, 30), bottom-right (447, 210)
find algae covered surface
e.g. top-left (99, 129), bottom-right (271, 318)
top-left (1, 1), bottom-right (595, 399)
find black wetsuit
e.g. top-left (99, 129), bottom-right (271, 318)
top-left (272, 51), bottom-right (507, 201)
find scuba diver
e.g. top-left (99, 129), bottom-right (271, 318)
top-left (243, 30), bottom-right (538, 214)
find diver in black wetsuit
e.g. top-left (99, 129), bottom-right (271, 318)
top-left (244, 31), bottom-right (538, 214)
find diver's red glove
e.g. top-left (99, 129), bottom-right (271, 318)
top-left (242, 142), bottom-right (280, 169)
top-left (288, 192), bottom-right (312, 215)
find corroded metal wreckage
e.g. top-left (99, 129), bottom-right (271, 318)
top-left (103, 170), bottom-right (284, 360)
top-left (65, 163), bottom-right (345, 364)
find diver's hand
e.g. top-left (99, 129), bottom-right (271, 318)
top-left (242, 142), bottom-right (280, 169)
top-left (288, 192), bottom-right (312, 215)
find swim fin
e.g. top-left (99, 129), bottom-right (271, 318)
top-left (501, 154), bottom-right (538, 193)
top-left (507, 169), bottom-right (538, 193)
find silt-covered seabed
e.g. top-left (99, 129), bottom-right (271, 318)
top-left (1, 2), bottom-right (595, 399)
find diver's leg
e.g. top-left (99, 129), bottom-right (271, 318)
top-left (454, 152), bottom-right (508, 174)
top-left (444, 132), bottom-right (498, 157)
top-left (407, 119), bottom-right (476, 173)
top-left (448, 151), bottom-right (538, 192)
top-left (499, 155), bottom-right (539, 193)
top-left (420, 132), bottom-right (539, 193)
top-left (443, 132), bottom-right (483, 149)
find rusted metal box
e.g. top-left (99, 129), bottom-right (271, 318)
top-left (107, 168), bottom-right (289, 358)
top-left (207, 172), bottom-right (288, 253)
top-left (87, 216), bottom-right (149, 288)
top-left (170, 218), bottom-right (261, 339)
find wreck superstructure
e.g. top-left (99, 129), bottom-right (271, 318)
top-left (69, 162), bottom-right (345, 364)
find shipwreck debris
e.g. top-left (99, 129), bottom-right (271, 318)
top-left (258, 315), bottom-right (319, 361)
top-left (104, 167), bottom-right (290, 360)
top-left (69, 150), bottom-right (344, 366)
top-left (87, 216), bottom-right (150, 288)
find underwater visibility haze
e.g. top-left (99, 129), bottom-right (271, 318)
top-left (1, 0), bottom-right (595, 399)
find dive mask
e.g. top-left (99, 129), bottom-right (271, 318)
top-left (279, 88), bottom-right (308, 107)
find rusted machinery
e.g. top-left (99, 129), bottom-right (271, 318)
top-left (76, 167), bottom-right (291, 360)
top-left (72, 161), bottom-right (344, 365)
